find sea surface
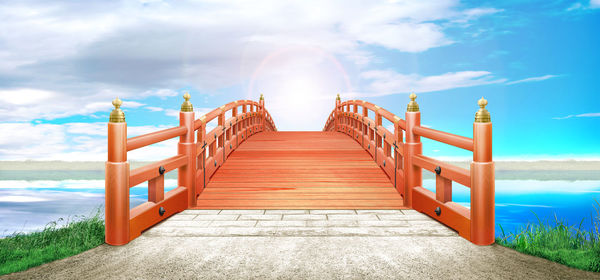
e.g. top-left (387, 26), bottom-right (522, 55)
top-left (1, 178), bottom-right (599, 238)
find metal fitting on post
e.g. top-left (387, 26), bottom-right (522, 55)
top-left (475, 97), bottom-right (491, 123)
top-left (109, 98), bottom-right (125, 123)
top-left (407, 93), bottom-right (419, 112)
top-left (181, 92), bottom-right (193, 112)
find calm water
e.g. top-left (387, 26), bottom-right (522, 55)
top-left (1, 179), bottom-right (599, 237)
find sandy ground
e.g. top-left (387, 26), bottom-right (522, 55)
top-left (2, 209), bottom-right (598, 280)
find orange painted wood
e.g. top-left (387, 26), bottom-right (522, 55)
top-left (127, 126), bottom-right (186, 151)
top-left (148, 174), bottom-right (164, 203)
top-left (412, 126), bottom-right (473, 151)
top-left (194, 131), bottom-right (404, 209)
top-left (129, 187), bottom-right (187, 241)
top-left (129, 154), bottom-right (187, 188)
top-left (412, 186), bottom-right (470, 240)
top-left (412, 154), bottom-right (470, 188)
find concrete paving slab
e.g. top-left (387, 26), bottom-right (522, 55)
top-left (192, 214), bottom-right (239, 221)
top-left (328, 214), bottom-right (379, 220)
top-left (238, 214), bottom-right (282, 221)
top-left (265, 210), bottom-right (309, 215)
top-left (282, 214), bottom-right (327, 220)
top-left (310, 210), bottom-right (356, 214)
top-left (219, 210), bottom-right (265, 215)
top-left (181, 209), bottom-right (221, 215)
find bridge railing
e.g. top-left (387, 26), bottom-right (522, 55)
top-left (105, 93), bottom-right (275, 245)
top-left (324, 93), bottom-right (494, 245)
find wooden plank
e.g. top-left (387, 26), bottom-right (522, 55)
top-left (196, 131), bottom-right (404, 209)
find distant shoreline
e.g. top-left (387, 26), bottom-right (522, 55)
top-left (1, 160), bottom-right (599, 181)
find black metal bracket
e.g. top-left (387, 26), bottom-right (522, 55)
top-left (158, 165), bottom-right (165, 175)
top-left (435, 166), bottom-right (442, 175)
top-left (159, 207), bottom-right (165, 216)
top-left (434, 207), bottom-right (441, 216)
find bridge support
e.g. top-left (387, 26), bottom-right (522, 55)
top-left (471, 98), bottom-right (495, 245)
top-left (105, 98), bottom-right (130, 245)
top-left (335, 94), bottom-right (341, 132)
top-left (403, 93), bottom-right (422, 208)
top-left (179, 93), bottom-right (196, 207)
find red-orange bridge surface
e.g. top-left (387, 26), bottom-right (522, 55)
top-left (196, 131), bottom-right (405, 209)
top-left (104, 94), bottom-right (495, 247)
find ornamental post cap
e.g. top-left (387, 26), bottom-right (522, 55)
top-left (475, 97), bottom-right (491, 123)
top-left (109, 97), bottom-right (125, 123)
top-left (259, 93), bottom-right (264, 101)
top-left (181, 92), bottom-right (193, 112)
top-left (336, 93), bottom-right (341, 100)
top-left (407, 92), bottom-right (419, 112)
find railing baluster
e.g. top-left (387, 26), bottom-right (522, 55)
top-left (471, 97), bottom-right (495, 245)
top-left (178, 93), bottom-right (196, 207)
top-left (404, 93), bottom-right (422, 208)
top-left (105, 98), bottom-right (130, 246)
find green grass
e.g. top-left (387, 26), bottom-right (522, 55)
top-left (0, 209), bottom-right (105, 276)
top-left (496, 200), bottom-right (600, 272)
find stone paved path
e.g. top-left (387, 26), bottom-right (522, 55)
top-left (3, 210), bottom-right (598, 280)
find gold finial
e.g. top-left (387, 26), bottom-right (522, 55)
top-left (336, 93), bottom-right (341, 101)
top-left (180, 92), bottom-right (193, 112)
top-left (109, 97), bottom-right (125, 123)
top-left (259, 93), bottom-right (264, 101)
top-left (406, 92), bottom-right (419, 112)
top-left (475, 97), bottom-right (491, 123)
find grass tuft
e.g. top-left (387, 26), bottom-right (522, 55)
top-left (0, 208), bottom-right (105, 276)
top-left (496, 200), bottom-right (600, 272)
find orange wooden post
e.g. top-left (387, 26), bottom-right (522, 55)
top-left (178, 93), bottom-right (196, 207)
top-left (436, 175), bottom-right (452, 203)
top-left (403, 93), bottom-right (422, 208)
top-left (375, 109), bottom-right (382, 147)
top-left (105, 98), bottom-right (130, 245)
top-left (352, 103), bottom-right (358, 137)
top-left (259, 94), bottom-right (265, 131)
top-left (470, 97), bottom-right (495, 245)
top-left (335, 94), bottom-right (341, 132)
top-left (362, 105), bottom-right (368, 148)
top-left (242, 103), bottom-right (247, 140)
top-left (393, 117), bottom-right (404, 192)
top-left (148, 175), bottom-right (164, 203)
top-left (197, 118), bottom-right (206, 192)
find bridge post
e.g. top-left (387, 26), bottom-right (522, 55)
top-left (403, 93), bottom-right (422, 208)
top-left (179, 93), bottom-right (197, 207)
top-left (259, 94), bottom-right (265, 131)
top-left (335, 94), bottom-right (341, 132)
top-left (197, 117), bottom-right (206, 192)
top-left (470, 97), bottom-right (495, 245)
top-left (105, 98), bottom-right (130, 245)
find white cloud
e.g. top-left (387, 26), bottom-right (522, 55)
top-left (356, 70), bottom-right (505, 97)
top-left (146, 106), bottom-right (164, 112)
top-left (553, 112), bottom-right (600, 119)
top-left (506, 74), bottom-right (558, 85)
top-left (0, 1), bottom-right (501, 123)
top-left (0, 122), bottom-right (181, 161)
top-left (591, 0), bottom-right (600, 8)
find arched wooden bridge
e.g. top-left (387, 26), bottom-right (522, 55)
top-left (105, 93), bottom-right (494, 246)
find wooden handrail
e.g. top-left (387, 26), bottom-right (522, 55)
top-left (105, 94), bottom-right (276, 246)
top-left (412, 126), bottom-right (473, 151)
top-left (129, 154), bottom-right (188, 188)
top-left (324, 94), bottom-right (494, 246)
top-left (127, 126), bottom-right (187, 151)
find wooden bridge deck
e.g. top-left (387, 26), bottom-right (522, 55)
top-left (194, 131), bottom-right (406, 209)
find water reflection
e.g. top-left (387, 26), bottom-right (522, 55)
top-left (1, 179), bottom-right (599, 237)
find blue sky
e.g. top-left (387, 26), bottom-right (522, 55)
top-left (0, 0), bottom-right (598, 161)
